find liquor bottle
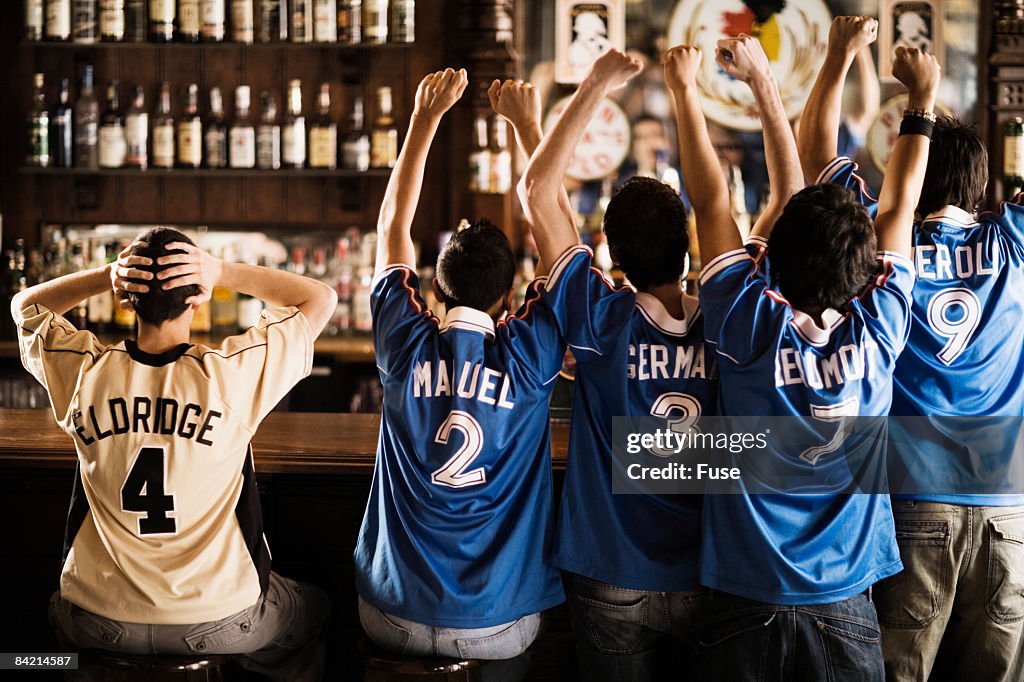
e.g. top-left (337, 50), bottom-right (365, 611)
top-left (337, 0), bottom-right (360, 43)
top-left (210, 248), bottom-right (238, 329)
top-left (113, 294), bottom-right (137, 329)
top-left (99, 0), bottom-right (125, 41)
top-left (124, 84), bottom-right (148, 169)
top-left (256, 91), bottom-right (281, 169)
top-left (353, 266), bottom-right (373, 332)
top-left (468, 113), bottom-right (489, 192)
top-left (69, 241), bottom-right (89, 329)
top-left (99, 79), bottom-right (127, 168)
top-left (26, 0), bottom-right (44, 41)
top-left (152, 82), bottom-right (175, 169)
top-left (74, 65), bottom-right (99, 169)
top-left (230, 0), bottom-right (254, 43)
top-left (490, 117), bottom-right (511, 193)
top-left (308, 83), bottom-right (337, 169)
top-left (125, 0), bottom-right (146, 41)
top-left (282, 79), bottom-right (306, 168)
top-left (259, 0), bottom-right (286, 42)
top-left (204, 87), bottom-right (228, 168)
top-left (51, 78), bottom-right (73, 168)
top-left (27, 74), bottom-right (50, 168)
top-left (200, 0), bottom-right (225, 41)
top-left (87, 240), bottom-right (113, 331)
top-left (726, 161), bottom-right (750, 238)
top-left (178, 0), bottom-right (201, 41)
top-left (177, 83), bottom-right (203, 168)
top-left (290, 0), bottom-right (312, 42)
top-left (361, 0), bottom-right (385, 44)
top-left (229, 85), bottom-right (256, 168)
top-left (46, 0), bottom-right (72, 40)
top-left (370, 86), bottom-right (397, 168)
top-left (73, 0), bottom-right (98, 43)
top-left (389, 0), bottom-right (412, 43)
top-left (1005, 117), bottom-right (1024, 197)
top-left (287, 246), bottom-right (306, 275)
top-left (341, 95), bottom-right (369, 171)
top-left (150, 0), bottom-right (175, 41)
top-left (313, 0), bottom-right (336, 42)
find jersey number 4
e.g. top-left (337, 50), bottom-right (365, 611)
top-left (431, 411), bottom-right (486, 489)
top-left (121, 447), bottom-right (178, 535)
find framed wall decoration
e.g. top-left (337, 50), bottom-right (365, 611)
top-left (878, 0), bottom-right (945, 83)
top-left (555, 0), bottom-right (626, 84)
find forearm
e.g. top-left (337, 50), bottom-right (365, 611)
top-left (876, 103), bottom-right (933, 256)
top-left (847, 48), bottom-right (880, 134)
top-left (219, 262), bottom-right (327, 308)
top-left (797, 48), bottom-right (856, 181)
top-left (12, 266), bottom-right (111, 319)
top-left (375, 112), bottom-right (440, 273)
top-left (749, 76), bottom-right (804, 239)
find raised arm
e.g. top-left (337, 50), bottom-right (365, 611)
top-left (375, 68), bottom-right (468, 276)
top-left (663, 45), bottom-right (742, 262)
top-left (11, 266), bottom-right (112, 320)
top-left (875, 47), bottom-right (940, 257)
top-left (519, 50), bottom-right (642, 268)
top-left (797, 16), bottom-right (878, 182)
top-left (846, 46), bottom-right (881, 138)
top-left (716, 35), bottom-right (804, 241)
top-left (488, 78), bottom-right (574, 272)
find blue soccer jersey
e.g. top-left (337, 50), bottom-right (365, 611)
top-left (354, 265), bottom-right (566, 628)
top-left (542, 245), bottom-right (718, 592)
top-left (822, 158), bottom-right (1024, 505)
top-left (698, 241), bottom-right (914, 604)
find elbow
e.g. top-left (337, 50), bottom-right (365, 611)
top-left (316, 279), bottom-right (339, 312)
top-left (10, 290), bottom-right (28, 323)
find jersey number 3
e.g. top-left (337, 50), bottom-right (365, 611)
top-left (431, 411), bottom-right (486, 489)
top-left (121, 447), bottom-right (178, 535)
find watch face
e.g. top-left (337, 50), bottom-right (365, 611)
top-left (867, 94), bottom-right (953, 173)
top-left (666, 0), bottom-right (832, 132)
top-left (544, 96), bottom-right (631, 181)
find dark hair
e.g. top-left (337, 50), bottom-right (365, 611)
top-left (435, 219), bottom-right (516, 312)
top-left (918, 116), bottom-right (988, 216)
top-left (603, 177), bottom-right (689, 290)
top-left (768, 184), bottom-right (877, 311)
top-left (126, 227), bottom-right (201, 325)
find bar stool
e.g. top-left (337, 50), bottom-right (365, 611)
top-left (71, 651), bottom-right (231, 681)
top-left (359, 640), bottom-right (485, 681)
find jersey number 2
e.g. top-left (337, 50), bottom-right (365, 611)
top-left (431, 411), bottom-right (486, 489)
top-left (121, 447), bottom-right (177, 535)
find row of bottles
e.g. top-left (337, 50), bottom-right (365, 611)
top-left (1, 227), bottom-right (385, 340)
top-left (25, 0), bottom-right (414, 45)
top-left (27, 71), bottom-right (397, 171)
top-left (468, 113), bottom-right (511, 194)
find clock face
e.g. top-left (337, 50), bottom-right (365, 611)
top-left (544, 96), bottom-right (631, 181)
top-left (666, 0), bottom-right (832, 131)
top-left (867, 94), bottom-right (953, 172)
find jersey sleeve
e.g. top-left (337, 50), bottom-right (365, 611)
top-left (198, 306), bottom-right (314, 430)
top-left (371, 265), bottom-right (438, 380)
top-left (540, 245), bottom-right (636, 363)
top-left (698, 248), bottom-right (779, 366)
top-left (14, 303), bottom-right (107, 423)
top-left (816, 156), bottom-right (878, 213)
top-left (855, 252), bottom-right (916, 356)
top-left (982, 192), bottom-right (1024, 250)
top-left (498, 277), bottom-right (567, 386)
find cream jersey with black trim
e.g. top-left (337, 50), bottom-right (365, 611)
top-left (15, 303), bottom-right (313, 625)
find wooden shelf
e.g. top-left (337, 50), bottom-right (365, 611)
top-left (22, 40), bottom-right (414, 51)
top-left (20, 167), bottom-right (391, 178)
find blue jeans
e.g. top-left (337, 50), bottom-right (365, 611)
top-left (696, 590), bottom-right (884, 681)
top-left (563, 572), bottom-right (709, 682)
top-left (357, 597), bottom-right (540, 660)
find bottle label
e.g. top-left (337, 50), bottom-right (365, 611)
top-left (337, 4), bottom-right (360, 43)
top-left (99, 124), bottom-right (127, 167)
top-left (390, 0), bottom-right (413, 42)
top-left (125, 112), bottom-right (148, 165)
top-left (150, 0), bottom-right (174, 21)
top-left (314, 0), bottom-right (337, 41)
top-left (179, 0), bottom-right (200, 34)
top-left (47, 0), bottom-right (71, 38)
top-left (75, 121), bottom-right (98, 167)
top-left (1006, 134), bottom-right (1024, 178)
top-left (283, 121), bottom-right (306, 165)
top-left (362, 2), bottom-right (386, 42)
top-left (229, 127), bottom-right (256, 168)
top-left (371, 129), bottom-right (397, 168)
top-left (201, 0), bottom-right (225, 38)
top-left (309, 127), bottom-right (337, 168)
top-left (231, 0), bottom-right (253, 41)
top-left (178, 120), bottom-right (203, 165)
top-left (88, 291), bottom-right (114, 324)
top-left (205, 129), bottom-right (227, 167)
top-left (27, 1), bottom-right (44, 33)
top-left (153, 124), bottom-right (175, 167)
top-left (257, 126), bottom-right (281, 168)
top-left (29, 119), bottom-right (50, 165)
top-left (343, 136), bottom-right (370, 171)
top-left (73, 0), bottom-right (98, 41)
top-left (99, 0), bottom-right (125, 37)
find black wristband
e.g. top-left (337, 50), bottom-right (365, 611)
top-left (899, 116), bottom-right (934, 138)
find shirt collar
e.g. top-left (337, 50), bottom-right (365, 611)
top-left (923, 205), bottom-right (976, 227)
top-left (635, 291), bottom-right (701, 336)
top-left (439, 306), bottom-right (496, 338)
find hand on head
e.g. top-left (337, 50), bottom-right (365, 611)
top-left (110, 241), bottom-right (151, 311)
top-left (414, 67), bottom-right (469, 119)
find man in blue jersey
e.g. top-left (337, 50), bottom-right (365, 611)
top-left (518, 41), bottom-right (804, 680)
top-left (799, 16), bottom-right (1024, 682)
top-left (353, 68), bottom-right (569, 665)
top-left (666, 32), bottom-right (939, 678)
